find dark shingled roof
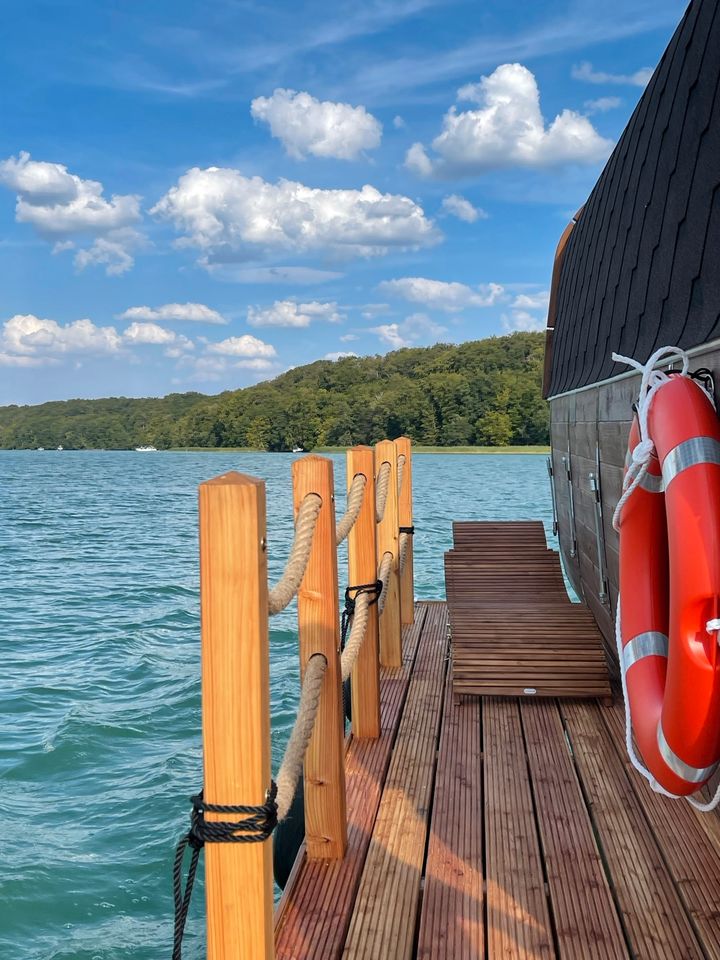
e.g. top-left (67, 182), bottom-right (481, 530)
top-left (546, 0), bottom-right (720, 397)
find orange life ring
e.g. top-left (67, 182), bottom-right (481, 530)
top-left (619, 374), bottom-right (720, 795)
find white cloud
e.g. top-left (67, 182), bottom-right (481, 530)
top-left (122, 322), bottom-right (178, 345)
top-left (379, 276), bottom-right (503, 311)
top-left (371, 312), bottom-right (447, 349)
top-left (176, 354), bottom-right (277, 383)
top-left (0, 152), bottom-right (143, 275)
top-left (584, 96), bottom-right (622, 114)
top-left (118, 302), bottom-right (227, 324)
top-left (203, 265), bottom-right (344, 285)
top-left (572, 62), bottom-right (653, 87)
top-left (502, 309), bottom-right (545, 332)
top-left (442, 194), bottom-right (488, 222)
top-left (151, 167), bottom-right (438, 261)
top-left (324, 351), bottom-right (358, 361)
top-left (247, 300), bottom-right (344, 328)
top-left (405, 63), bottom-right (613, 178)
top-left (512, 290), bottom-right (549, 310)
top-left (206, 334), bottom-right (277, 358)
top-left (250, 89), bottom-right (382, 160)
top-left (393, 115), bottom-right (406, 129)
top-left (340, 333), bottom-right (359, 342)
top-left (2, 314), bottom-right (121, 361)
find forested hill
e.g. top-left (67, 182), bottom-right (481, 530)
top-left (0, 332), bottom-right (548, 450)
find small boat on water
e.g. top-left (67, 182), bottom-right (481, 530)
top-left (134, 445), bottom-right (158, 452)
top-left (292, 446), bottom-right (304, 453)
top-left (56, 445), bottom-right (63, 451)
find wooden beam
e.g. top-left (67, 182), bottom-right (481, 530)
top-left (292, 455), bottom-right (348, 860)
top-left (199, 471), bottom-right (274, 960)
top-left (394, 436), bottom-right (415, 625)
top-left (346, 446), bottom-right (381, 739)
top-left (375, 440), bottom-right (402, 668)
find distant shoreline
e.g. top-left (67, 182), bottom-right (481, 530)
top-left (2, 445), bottom-right (550, 454)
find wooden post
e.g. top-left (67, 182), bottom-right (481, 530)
top-left (395, 436), bottom-right (415, 625)
top-left (198, 472), bottom-right (274, 960)
top-left (374, 439), bottom-right (402, 667)
top-left (292, 455), bottom-right (347, 859)
top-left (346, 446), bottom-right (381, 739)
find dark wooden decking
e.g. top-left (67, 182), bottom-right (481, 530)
top-left (275, 600), bottom-right (720, 960)
top-left (446, 522), bottom-right (612, 700)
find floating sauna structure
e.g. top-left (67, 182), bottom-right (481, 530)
top-left (173, 2), bottom-right (720, 956)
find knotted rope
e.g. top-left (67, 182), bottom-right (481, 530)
top-left (375, 461), bottom-right (391, 523)
top-left (336, 473), bottom-right (367, 546)
top-left (275, 652), bottom-right (328, 821)
top-left (398, 532), bottom-right (409, 576)
top-left (268, 493), bottom-right (322, 615)
top-left (611, 346), bottom-right (720, 812)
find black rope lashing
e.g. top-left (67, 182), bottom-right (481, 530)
top-left (340, 580), bottom-right (383, 647)
top-left (399, 525), bottom-right (415, 535)
top-left (172, 783), bottom-right (278, 960)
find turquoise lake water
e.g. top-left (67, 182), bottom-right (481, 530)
top-left (1, 450), bottom-right (556, 959)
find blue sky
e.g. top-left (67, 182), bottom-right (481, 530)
top-left (0, 0), bottom-right (686, 405)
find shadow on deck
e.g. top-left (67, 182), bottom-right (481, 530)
top-left (275, 600), bottom-right (720, 960)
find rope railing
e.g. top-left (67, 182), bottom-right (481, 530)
top-left (397, 453), bottom-right (406, 498)
top-left (336, 472), bottom-right (367, 545)
top-left (275, 652), bottom-right (328, 821)
top-left (377, 550), bottom-right (393, 616)
top-left (398, 531), bottom-right (409, 576)
top-left (375, 460), bottom-right (391, 522)
top-left (268, 493), bottom-right (322, 615)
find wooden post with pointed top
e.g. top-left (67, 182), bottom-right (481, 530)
top-left (198, 471), bottom-right (274, 960)
top-left (346, 446), bottom-right (381, 739)
top-left (292, 455), bottom-right (347, 860)
top-left (395, 436), bottom-right (415, 626)
top-left (374, 439), bottom-right (402, 668)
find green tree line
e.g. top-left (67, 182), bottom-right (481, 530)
top-left (0, 332), bottom-right (549, 450)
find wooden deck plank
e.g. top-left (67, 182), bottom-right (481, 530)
top-left (520, 701), bottom-right (628, 960)
top-left (274, 604), bottom-right (428, 960)
top-left (342, 603), bottom-right (448, 960)
top-left (416, 668), bottom-right (483, 960)
top-left (483, 698), bottom-right (555, 960)
top-left (560, 701), bottom-right (705, 959)
top-left (602, 703), bottom-right (720, 957)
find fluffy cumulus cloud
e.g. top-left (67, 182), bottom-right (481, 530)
top-left (379, 276), bottom-right (503, 312)
top-left (572, 62), bottom-right (653, 87)
top-left (117, 302), bottom-right (227, 324)
top-left (584, 96), bottom-right (622, 114)
top-left (0, 314), bottom-right (121, 363)
top-left (324, 351), bottom-right (358, 361)
top-left (502, 309), bottom-right (546, 332)
top-left (251, 89), bottom-right (382, 160)
top-left (371, 312), bottom-right (447, 350)
top-left (0, 152), bottom-right (143, 275)
top-left (441, 194), bottom-right (488, 223)
top-left (405, 64), bottom-right (613, 178)
top-left (150, 167), bottom-right (438, 263)
top-left (512, 290), bottom-right (549, 310)
top-left (247, 299), bottom-right (344, 328)
top-left (206, 334), bottom-right (276, 358)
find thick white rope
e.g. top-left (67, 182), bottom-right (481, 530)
top-left (275, 653), bottom-right (328, 821)
top-left (375, 461), bottom-right (391, 523)
top-left (336, 473), bottom-right (367, 546)
top-left (268, 493), bottom-right (322, 615)
top-left (398, 531), bottom-right (409, 576)
top-left (611, 346), bottom-right (720, 811)
top-left (397, 453), bottom-right (406, 499)
top-left (377, 551), bottom-right (393, 615)
top-left (340, 590), bottom-right (372, 682)
top-left (611, 346), bottom-right (689, 533)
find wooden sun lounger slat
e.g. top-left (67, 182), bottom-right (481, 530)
top-left (446, 521), bottom-right (611, 698)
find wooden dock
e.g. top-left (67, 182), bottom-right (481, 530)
top-left (446, 522), bottom-right (612, 699)
top-left (275, 599), bottom-right (720, 959)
